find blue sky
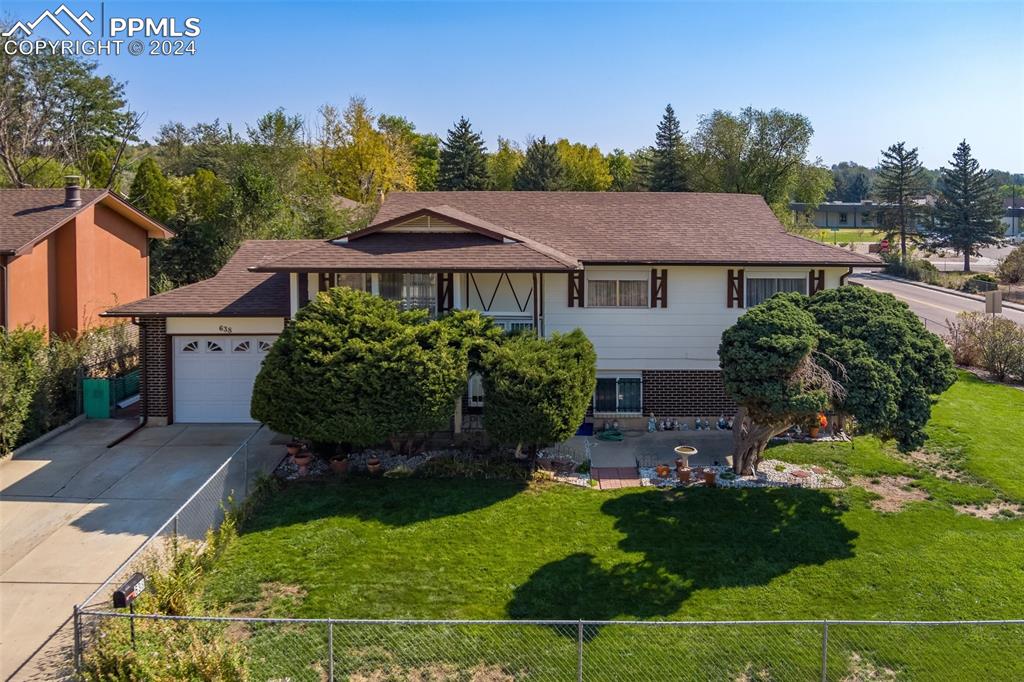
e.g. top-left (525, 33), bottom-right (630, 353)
top-left (5, 1), bottom-right (1023, 170)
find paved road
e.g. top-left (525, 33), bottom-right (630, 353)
top-left (0, 421), bottom-right (281, 681)
top-left (849, 272), bottom-right (1024, 333)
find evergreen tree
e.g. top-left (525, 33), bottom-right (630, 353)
top-left (930, 140), bottom-right (1004, 272)
top-left (649, 104), bottom-right (688, 191)
top-left (875, 142), bottom-right (927, 261)
top-left (437, 116), bottom-right (488, 190)
top-left (129, 157), bottom-right (176, 223)
top-left (514, 137), bottom-right (567, 191)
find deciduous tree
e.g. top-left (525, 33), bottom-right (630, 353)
top-left (556, 139), bottom-right (612, 191)
top-left (487, 137), bottom-right (524, 190)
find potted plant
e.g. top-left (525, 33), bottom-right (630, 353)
top-left (292, 448), bottom-right (313, 476)
top-left (656, 464), bottom-right (671, 478)
top-left (703, 469), bottom-right (716, 487)
top-left (329, 454), bottom-right (349, 476)
top-left (366, 457), bottom-right (382, 474)
top-left (286, 440), bottom-right (302, 457)
top-left (678, 467), bottom-right (691, 483)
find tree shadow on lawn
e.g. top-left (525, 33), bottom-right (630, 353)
top-left (242, 477), bottom-right (529, 532)
top-left (507, 487), bottom-right (857, 625)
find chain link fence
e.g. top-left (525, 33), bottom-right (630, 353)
top-left (73, 611), bottom-right (1024, 680)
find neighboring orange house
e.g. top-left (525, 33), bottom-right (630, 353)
top-left (0, 179), bottom-right (172, 337)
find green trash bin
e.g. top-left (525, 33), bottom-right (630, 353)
top-left (82, 378), bottom-right (111, 419)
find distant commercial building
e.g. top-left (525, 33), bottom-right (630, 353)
top-left (789, 198), bottom-right (934, 233)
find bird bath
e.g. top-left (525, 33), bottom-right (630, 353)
top-left (674, 445), bottom-right (698, 469)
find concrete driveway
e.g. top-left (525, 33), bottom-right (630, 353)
top-left (0, 420), bottom-right (283, 681)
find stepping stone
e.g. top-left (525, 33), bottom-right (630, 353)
top-left (790, 470), bottom-right (811, 479)
top-left (811, 467), bottom-right (828, 475)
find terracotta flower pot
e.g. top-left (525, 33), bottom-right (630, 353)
top-left (678, 468), bottom-right (691, 483)
top-left (808, 426), bottom-right (820, 439)
top-left (330, 457), bottom-right (349, 476)
top-left (292, 451), bottom-right (313, 476)
top-left (366, 457), bottom-right (382, 474)
top-left (703, 470), bottom-right (716, 487)
top-left (286, 442), bottom-right (302, 457)
top-left (656, 464), bottom-right (671, 478)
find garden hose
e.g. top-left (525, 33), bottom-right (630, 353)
top-left (596, 429), bottom-right (625, 442)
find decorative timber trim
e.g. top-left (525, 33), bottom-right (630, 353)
top-left (568, 271), bottom-right (585, 308)
top-left (727, 269), bottom-right (745, 308)
top-left (297, 272), bottom-right (309, 307)
top-left (437, 272), bottom-right (454, 313)
top-left (808, 268), bottom-right (826, 296)
top-left (319, 272), bottom-right (330, 292)
top-left (650, 268), bottom-right (668, 308)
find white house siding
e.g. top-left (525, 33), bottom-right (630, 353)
top-left (541, 265), bottom-right (848, 372)
top-left (166, 317), bottom-right (285, 335)
top-left (464, 272), bottom-right (535, 318)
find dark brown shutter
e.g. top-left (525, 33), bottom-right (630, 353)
top-left (437, 272), bottom-right (454, 313)
top-left (808, 269), bottom-right (826, 295)
top-left (297, 272), bottom-right (309, 307)
top-left (567, 271), bottom-right (585, 308)
top-left (727, 269), bottom-right (745, 308)
top-left (650, 268), bottom-right (668, 308)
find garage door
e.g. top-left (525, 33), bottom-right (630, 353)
top-left (173, 336), bottom-right (277, 423)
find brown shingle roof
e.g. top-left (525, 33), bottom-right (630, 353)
top-left (103, 241), bottom-right (316, 317)
top-left (367, 192), bottom-right (880, 266)
top-left (253, 233), bottom-right (573, 272)
top-left (0, 188), bottom-right (107, 253)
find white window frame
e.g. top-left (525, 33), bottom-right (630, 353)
top-left (585, 270), bottom-right (649, 308)
top-left (593, 373), bottom-right (643, 416)
top-left (745, 276), bottom-right (807, 308)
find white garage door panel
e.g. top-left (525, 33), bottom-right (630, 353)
top-left (173, 336), bottom-right (276, 423)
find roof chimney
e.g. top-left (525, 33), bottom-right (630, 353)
top-left (64, 176), bottom-right (82, 208)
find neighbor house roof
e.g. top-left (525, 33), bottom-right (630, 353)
top-left (0, 188), bottom-right (173, 255)
top-left (103, 240), bottom-right (314, 318)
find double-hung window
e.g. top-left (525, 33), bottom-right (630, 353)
top-left (745, 277), bottom-right (807, 307)
top-left (330, 272), bottom-right (371, 291)
top-left (586, 271), bottom-right (649, 307)
top-left (594, 376), bottom-right (642, 414)
top-left (380, 273), bottom-right (436, 314)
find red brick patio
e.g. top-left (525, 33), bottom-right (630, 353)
top-left (591, 467), bottom-right (642, 490)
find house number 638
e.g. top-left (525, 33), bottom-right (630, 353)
top-left (218, 325), bottom-right (233, 333)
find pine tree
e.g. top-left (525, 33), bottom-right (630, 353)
top-left (514, 137), bottom-right (566, 191)
top-left (649, 104), bottom-right (688, 192)
top-left (129, 157), bottom-right (176, 223)
top-left (875, 142), bottom-right (927, 261)
top-left (930, 140), bottom-right (1003, 272)
top-left (437, 117), bottom-right (488, 190)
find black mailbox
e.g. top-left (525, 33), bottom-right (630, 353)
top-left (112, 572), bottom-right (146, 608)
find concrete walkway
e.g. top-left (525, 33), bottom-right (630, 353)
top-left (0, 420), bottom-right (283, 681)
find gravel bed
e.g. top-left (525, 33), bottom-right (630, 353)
top-left (640, 459), bottom-right (843, 490)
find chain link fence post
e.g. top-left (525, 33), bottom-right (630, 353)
top-left (576, 620), bottom-right (584, 681)
top-left (73, 604), bottom-right (82, 673)
top-left (820, 620), bottom-right (829, 682)
top-left (327, 621), bottom-right (334, 681)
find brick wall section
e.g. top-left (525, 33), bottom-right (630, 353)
top-left (139, 318), bottom-right (169, 422)
top-left (642, 370), bottom-right (737, 417)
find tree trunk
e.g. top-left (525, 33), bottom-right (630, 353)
top-left (963, 250), bottom-right (971, 273)
top-left (731, 408), bottom-right (787, 476)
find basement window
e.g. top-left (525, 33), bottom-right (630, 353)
top-left (594, 376), bottom-right (642, 414)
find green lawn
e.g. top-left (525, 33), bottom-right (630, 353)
top-left (808, 228), bottom-right (883, 243)
top-left (196, 372), bottom-right (1024, 680)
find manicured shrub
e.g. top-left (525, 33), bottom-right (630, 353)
top-left (0, 328), bottom-right (46, 453)
top-left (997, 245), bottom-right (1024, 284)
top-left (251, 288), bottom-right (469, 449)
top-left (481, 329), bottom-right (596, 459)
